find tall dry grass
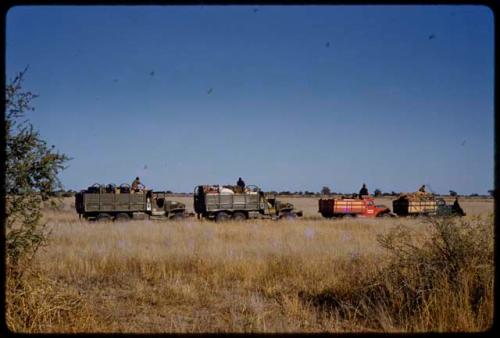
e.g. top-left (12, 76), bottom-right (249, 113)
top-left (5, 197), bottom-right (494, 333)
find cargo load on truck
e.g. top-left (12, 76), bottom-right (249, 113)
top-left (318, 196), bottom-right (391, 218)
top-left (392, 193), bottom-right (465, 217)
top-left (392, 193), bottom-right (436, 216)
top-left (75, 183), bottom-right (190, 221)
top-left (193, 184), bottom-right (303, 222)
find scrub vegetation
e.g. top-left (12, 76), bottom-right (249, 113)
top-left (6, 198), bottom-right (494, 333)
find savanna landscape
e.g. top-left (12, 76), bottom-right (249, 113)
top-left (6, 195), bottom-right (494, 333)
top-left (5, 5), bottom-right (494, 334)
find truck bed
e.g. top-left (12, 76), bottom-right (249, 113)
top-left (319, 198), bottom-right (366, 215)
top-left (77, 192), bottom-right (148, 213)
top-left (203, 192), bottom-right (262, 212)
top-left (393, 198), bottom-right (437, 216)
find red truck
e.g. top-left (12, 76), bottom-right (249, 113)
top-left (318, 196), bottom-right (392, 218)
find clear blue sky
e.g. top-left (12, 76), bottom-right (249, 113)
top-left (6, 5), bottom-right (494, 194)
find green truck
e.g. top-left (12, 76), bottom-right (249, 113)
top-left (75, 183), bottom-right (188, 221)
top-left (193, 184), bottom-right (303, 222)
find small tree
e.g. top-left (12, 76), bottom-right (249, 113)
top-left (488, 189), bottom-right (495, 197)
top-left (449, 190), bottom-right (458, 197)
top-left (5, 67), bottom-right (70, 269)
top-left (374, 189), bottom-right (382, 197)
top-left (321, 186), bottom-right (331, 195)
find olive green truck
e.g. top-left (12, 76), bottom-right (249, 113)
top-left (193, 184), bottom-right (303, 222)
top-left (75, 183), bottom-right (188, 221)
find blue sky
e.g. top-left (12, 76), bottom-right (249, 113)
top-left (6, 5), bottom-right (494, 194)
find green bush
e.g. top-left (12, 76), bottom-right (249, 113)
top-left (302, 216), bottom-right (494, 331)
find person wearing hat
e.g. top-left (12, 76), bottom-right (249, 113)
top-left (359, 183), bottom-right (368, 198)
top-left (131, 176), bottom-right (143, 192)
top-left (236, 177), bottom-right (246, 193)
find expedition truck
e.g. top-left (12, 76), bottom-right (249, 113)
top-left (75, 183), bottom-right (189, 221)
top-left (318, 196), bottom-right (392, 218)
top-left (193, 184), bottom-right (303, 222)
top-left (392, 194), bottom-right (465, 217)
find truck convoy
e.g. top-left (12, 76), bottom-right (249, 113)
top-left (75, 183), bottom-right (189, 221)
top-left (74, 182), bottom-right (466, 221)
top-left (193, 184), bottom-right (303, 221)
top-left (318, 196), bottom-right (392, 218)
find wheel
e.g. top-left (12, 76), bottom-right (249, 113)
top-left (281, 212), bottom-right (297, 220)
top-left (231, 211), bottom-right (246, 221)
top-left (115, 213), bottom-right (130, 222)
top-left (232, 212), bottom-right (247, 221)
top-left (96, 213), bottom-right (112, 222)
top-left (215, 212), bottom-right (230, 223)
top-left (320, 213), bottom-right (333, 219)
top-left (171, 212), bottom-right (185, 221)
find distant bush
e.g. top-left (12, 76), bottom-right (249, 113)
top-left (321, 186), bottom-right (331, 195)
top-left (302, 216), bottom-right (494, 331)
top-left (449, 190), bottom-right (458, 197)
top-left (373, 189), bottom-right (382, 197)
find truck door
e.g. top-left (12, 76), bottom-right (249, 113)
top-left (365, 199), bottom-right (375, 216)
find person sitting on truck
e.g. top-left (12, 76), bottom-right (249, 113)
top-left (452, 197), bottom-right (466, 216)
top-left (359, 183), bottom-right (368, 197)
top-left (236, 177), bottom-right (246, 192)
top-left (418, 184), bottom-right (426, 193)
top-left (131, 176), bottom-right (143, 192)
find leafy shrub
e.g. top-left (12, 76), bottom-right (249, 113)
top-left (5, 68), bottom-right (72, 332)
top-left (302, 217), bottom-right (494, 331)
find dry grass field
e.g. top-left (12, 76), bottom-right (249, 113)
top-left (6, 196), bottom-right (494, 333)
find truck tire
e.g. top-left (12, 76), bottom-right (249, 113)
top-left (115, 213), bottom-right (130, 222)
top-left (215, 212), bottom-right (230, 223)
top-left (281, 212), bottom-right (297, 220)
top-left (171, 212), bottom-right (185, 221)
top-left (96, 213), bottom-right (112, 222)
top-left (232, 212), bottom-right (247, 221)
top-left (321, 212), bottom-right (333, 218)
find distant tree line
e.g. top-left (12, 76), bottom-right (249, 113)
top-left (52, 186), bottom-right (496, 198)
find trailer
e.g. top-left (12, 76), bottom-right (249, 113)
top-left (318, 196), bottom-right (392, 218)
top-left (193, 184), bottom-right (303, 222)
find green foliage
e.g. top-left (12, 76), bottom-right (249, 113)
top-left (321, 186), bottom-right (331, 195)
top-left (5, 67), bottom-right (70, 268)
